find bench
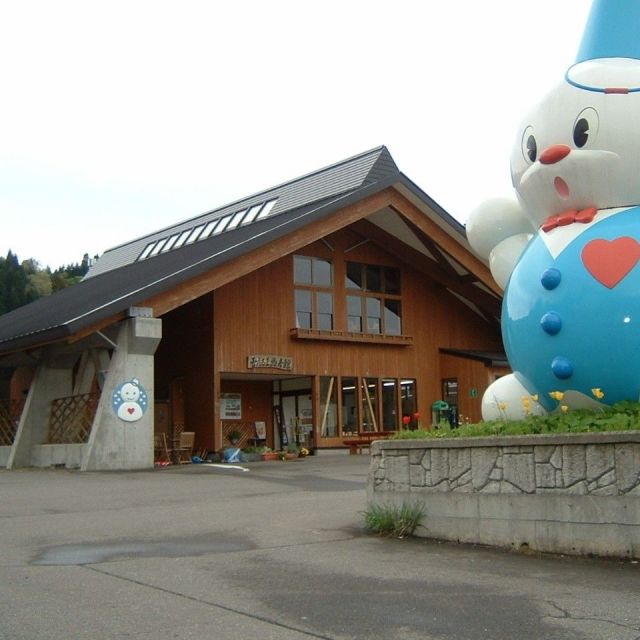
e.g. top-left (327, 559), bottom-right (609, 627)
top-left (342, 432), bottom-right (393, 454)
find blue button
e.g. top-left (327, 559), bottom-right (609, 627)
top-left (541, 268), bottom-right (561, 290)
top-left (541, 311), bottom-right (562, 335)
top-left (551, 356), bottom-right (573, 379)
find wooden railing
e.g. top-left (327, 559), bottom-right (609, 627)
top-left (48, 393), bottom-right (100, 444)
top-left (0, 399), bottom-right (23, 446)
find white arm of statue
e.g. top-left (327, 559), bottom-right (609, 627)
top-left (466, 198), bottom-right (535, 289)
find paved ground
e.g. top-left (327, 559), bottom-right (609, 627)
top-left (1, 454), bottom-right (639, 640)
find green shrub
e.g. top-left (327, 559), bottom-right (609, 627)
top-left (362, 501), bottom-right (426, 538)
top-left (391, 401), bottom-right (640, 440)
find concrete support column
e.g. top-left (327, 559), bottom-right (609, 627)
top-left (8, 361), bottom-right (73, 469)
top-left (81, 316), bottom-right (161, 471)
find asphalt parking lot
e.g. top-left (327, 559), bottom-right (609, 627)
top-left (1, 454), bottom-right (639, 640)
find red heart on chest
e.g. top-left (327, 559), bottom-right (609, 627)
top-left (127, 407), bottom-right (135, 414)
top-left (581, 237), bottom-right (640, 288)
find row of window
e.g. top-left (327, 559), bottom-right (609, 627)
top-left (294, 256), bottom-right (402, 335)
top-left (137, 198), bottom-right (279, 261)
top-left (319, 376), bottom-right (416, 436)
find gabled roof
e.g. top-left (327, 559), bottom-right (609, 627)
top-left (87, 146), bottom-right (400, 278)
top-left (0, 146), bottom-right (498, 357)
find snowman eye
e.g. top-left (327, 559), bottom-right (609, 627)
top-left (573, 108), bottom-right (599, 149)
top-left (521, 126), bottom-right (537, 163)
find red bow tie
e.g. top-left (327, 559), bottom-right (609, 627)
top-left (541, 207), bottom-right (597, 233)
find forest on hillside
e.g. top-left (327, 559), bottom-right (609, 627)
top-left (0, 250), bottom-right (92, 315)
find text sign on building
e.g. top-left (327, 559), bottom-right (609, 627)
top-left (247, 354), bottom-right (293, 371)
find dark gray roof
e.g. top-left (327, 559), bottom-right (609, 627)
top-left (0, 146), bottom-right (407, 354)
top-left (87, 146), bottom-right (399, 278)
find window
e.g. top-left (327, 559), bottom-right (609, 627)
top-left (341, 377), bottom-right (357, 435)
top-left (316, 376), bottom-right (416, 438)
top-left (294, 255), bottom-right (334, 330)
top-left (382, 379), bottom-right (398, 430)
top-left (346, 262), bottom-right (402, 334)
top-left (361, 377), bottom-right (379, 432)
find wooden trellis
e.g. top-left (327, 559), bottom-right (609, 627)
top-left (222, 422), bottom-right (258, 449)
top-left (48, 393), bottom-right (99, 444)
top-left (0, 399), bottom-right (22, 446)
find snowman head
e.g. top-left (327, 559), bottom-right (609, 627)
top-left (510, 0), bottom-right (640, 228)
top-left (120, 381), bottom-right (140, 402)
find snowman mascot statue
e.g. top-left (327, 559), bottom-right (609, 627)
top-left (467, 0), bottom-right (640, 420)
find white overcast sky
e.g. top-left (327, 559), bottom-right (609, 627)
top-left (0, 0), bottom-right (593, 269)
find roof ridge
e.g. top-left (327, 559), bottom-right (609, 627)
top-left (98, 146), bottom-right (393, 258)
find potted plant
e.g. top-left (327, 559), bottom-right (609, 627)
top-left (241, 445), bottom-right (262, 462)
top-left (227, 429), bottom-right (241, 445)
top-left (260, 446), bottom-right (278, 461)
top-left (284, 443), bottom-right (300, 460)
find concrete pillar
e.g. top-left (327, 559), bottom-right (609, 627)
top-left (8, 359), bottom-right (73, 469)
top-left (81, 316), bottom-right (161, 471)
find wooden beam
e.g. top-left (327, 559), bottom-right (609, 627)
top-left (351, 219), bottom-right (501, 321)
top-left (387, 191), bottom-right (501, 296)
top-left (141, 189), bottom-right (396, 317)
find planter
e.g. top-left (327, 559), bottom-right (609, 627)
top-left (368, 433), bottom-right (640, 558)
top-left (262, 452), bottom-right (278, 461)
top-left (284, 452), bottom-right (298, 460)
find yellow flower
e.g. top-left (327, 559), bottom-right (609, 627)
top-left (498, 401), bottom-right (508, 411)
top-left (549, 391), bottom-right (564, 401)
top-left (591, 388), bottom-right (605, 400)
top-left (560, 405), bottom-right (569, 413)
top-left (531, 394), bottom-right (539, 402)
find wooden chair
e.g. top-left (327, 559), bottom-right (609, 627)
top-left (174, 431), bottom-right (195, 464)
top-left (154, 433), bottom-right (172, 463)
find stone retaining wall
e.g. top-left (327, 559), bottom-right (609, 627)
top-left (367, 432), bottom-right (640, 557)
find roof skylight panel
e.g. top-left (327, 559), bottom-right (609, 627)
top-left (256, 198), bottom-right (278, 220)
top-left (149, 238), bottom-right (168, 257)
top-left (161, 233), bottom-right (180, 252)
top-left (242, 203), bottom-right (263, 225)
top-left (212, 214), bottom-right (233, 235)
top-left (138, 242), bottom-right (156, 260)
top-left (173, 229), bottom-right (192, 249)
top-left (185, 224), bottom-right (205, 245)
top-left (226, 209), bottom-right (248, 231)
top-left (200, 219), bottom-right (219, 239)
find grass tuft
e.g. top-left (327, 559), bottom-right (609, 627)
top-left (362, 501), bottom-right (426, 538)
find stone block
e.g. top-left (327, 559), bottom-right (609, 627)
top-left (502, 452), bottom-right (535, 493)
top-left (471, 447), bottom-right (498, 490)
top-left (430, 448), bottom-right (449, 485)
top-left (586, 444), bottom-right (614, 481)
top-left (535, 463), bottom-right (557, 488)
top-left (386, 454), bottom-right (410, 486)
top-left (614, 444), bottom-right (640, 493)
top-left (410, 464), bottom-right (425, 487)
top-left (562, 445), bottom-right (587, 486)
top-left (408, 448), bottom-right (425, 465)
top-left (449, 448), bottom-right (471, 482)
top-left (534, 445), bottom-right (555, 463)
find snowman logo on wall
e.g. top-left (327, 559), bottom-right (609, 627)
top-left (467, 0), bottom-right (640, 419)
top-left (112, 378), bottom-right (148, 422)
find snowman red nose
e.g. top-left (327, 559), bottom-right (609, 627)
top-left (539, 144), bottom-right (571, 165)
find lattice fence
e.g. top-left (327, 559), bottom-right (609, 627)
top-left (0, 399), bottom-right (22, 446)
top-left (48, 393), bottom-right (99, 444)
top-left (222, 422), bottom-right (258, 449)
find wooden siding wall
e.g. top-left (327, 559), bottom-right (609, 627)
top-left (213, 227), bottom-right (503, 427)
top-left (219, 379), bottom-right (274, 448)
top-left (438, 354), bottom-right (493, 424)
top-left (155, 293), bottom-right (215, 450)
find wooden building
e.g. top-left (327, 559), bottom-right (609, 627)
top-left (0, 147), bottom-right (507, 468)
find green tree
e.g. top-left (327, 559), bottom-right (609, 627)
top-left (0, 251), bottom-right (37, 314)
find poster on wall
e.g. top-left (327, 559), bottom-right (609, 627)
top-left (220, 393), bottom-right (241, 419)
